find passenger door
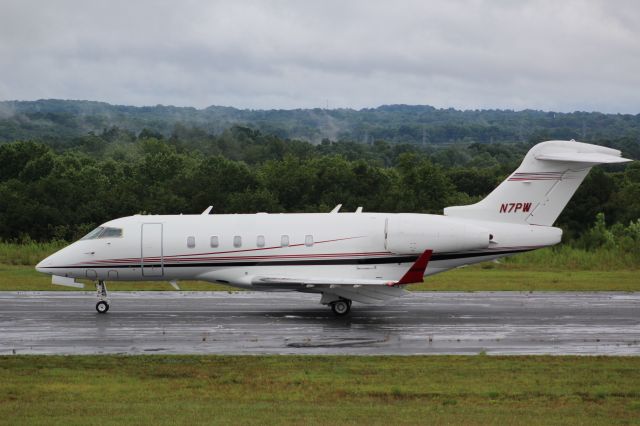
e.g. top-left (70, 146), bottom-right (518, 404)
top-left (141, 223), bottom-right (163, 277)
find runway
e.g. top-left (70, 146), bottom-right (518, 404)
top-left (1, 291), bottom-right (639, 355)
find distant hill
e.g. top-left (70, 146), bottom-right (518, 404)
top-left (1, 99), bottom-right (639, 144)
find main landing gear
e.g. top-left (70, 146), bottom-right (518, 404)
top-left (95, 280), bottom-right (110, 314)
top-left (330, 299), bottom-right (352, 316)
top-left (321, 294), bottom-right (353, 316)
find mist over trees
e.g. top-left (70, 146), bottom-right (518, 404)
top-left (2, 100), bottom-right (640, 146)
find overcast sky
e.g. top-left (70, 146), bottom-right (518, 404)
top-left (1, 0), bottom-right (639, 112)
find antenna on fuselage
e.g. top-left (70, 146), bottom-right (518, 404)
top-left (355, 206), bottom-right (363, 213)
top-left (330, 204), bottom-right (342, 213)
top-left (201, 206), bottom-right (213, 215)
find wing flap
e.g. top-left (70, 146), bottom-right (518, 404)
top-left (321, 285), bottom-right (408, 304)
top-left (251, 276), bottom-right (408, 304)
top-left (252, 276), bottom-right (395, 287)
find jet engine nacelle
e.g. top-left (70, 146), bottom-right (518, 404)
top-left (386, 214), bottom-right (490, 254)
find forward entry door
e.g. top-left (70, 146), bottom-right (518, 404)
top-left (141, 223), bottom-right (163, 277)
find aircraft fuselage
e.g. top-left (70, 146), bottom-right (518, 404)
top-left (36, 212), bottom-right (562, 288)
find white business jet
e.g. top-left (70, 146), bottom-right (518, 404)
top-left (36, 140), bottom-right (631, 315)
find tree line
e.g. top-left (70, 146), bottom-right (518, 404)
top-left (0, 127), bottom-right (637, 244)
top-left (2, 100), bottom-right (640, 145)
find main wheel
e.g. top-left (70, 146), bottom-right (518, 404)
top-left (96, 300), bottom-right (109, 314)
top-left (330, 300), bottom-right (350, 316)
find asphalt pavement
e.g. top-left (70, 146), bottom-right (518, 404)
top-left (1, 291), bottom-right (638, 355)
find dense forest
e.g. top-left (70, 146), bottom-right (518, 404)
top-left (0, 121), bottom-right (638, 247)
top-left (2, 99), bottom-right (640, 145)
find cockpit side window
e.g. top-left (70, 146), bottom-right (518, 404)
top-left (81, 227), bottom-right (105, 240)
top-left (100, 227), bottom-right (123, 238)
top-left (80, 226), bottom-right (123, 240)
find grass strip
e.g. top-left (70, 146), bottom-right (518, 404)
top-left (1, 263), bottom-right (639, 292)
top-left (1, 355), bottom-right (639, 425)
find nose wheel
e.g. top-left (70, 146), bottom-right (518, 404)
top-left (95, 280), bottom-right (110, 314)
top-left (96, 300), bottom-right (109, 313)
top-left (330, 299), bottom-right (351, 316)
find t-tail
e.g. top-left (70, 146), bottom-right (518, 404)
top-left (444, 140), bottom-right (632, 225)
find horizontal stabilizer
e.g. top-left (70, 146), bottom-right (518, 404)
top-left (536, 152), bottom-right (632, 164)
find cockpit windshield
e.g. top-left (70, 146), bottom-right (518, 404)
top-left (80, 227), bottom-right (123, 240)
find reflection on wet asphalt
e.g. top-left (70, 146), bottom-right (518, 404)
top-left (1, 291), bottom-right (639, 355)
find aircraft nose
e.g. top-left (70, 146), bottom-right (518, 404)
top-left (35, 254), bottom-right (55, 274)
top-left (35, 258), bottom-right (48, 273)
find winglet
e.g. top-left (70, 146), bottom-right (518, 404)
top-left (395, 250), bottom-right (433, 285)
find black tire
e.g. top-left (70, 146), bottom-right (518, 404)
top-left (330, 300), bottom-right (350, 316)
top-left (96, 301), bottom-right (109, 314)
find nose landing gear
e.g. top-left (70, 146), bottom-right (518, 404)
top-left (95, 280), bottom-right (110, 313)
top-left (96, 300), bottom-right (109, 313)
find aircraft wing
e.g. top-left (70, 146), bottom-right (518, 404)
top-left (250, 250), bottom-right (432, 304)
top-left (251, 275), bottom-right (409, 304)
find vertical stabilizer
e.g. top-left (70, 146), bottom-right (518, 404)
top-left (444, 140), bottom-right (631, 226)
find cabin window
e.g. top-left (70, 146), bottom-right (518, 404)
top-left (281, 235), bottom-right (289, 247)
top-left (210, 236), bottom-right (219, 248)
top-left (233, 235), bottom-right (242, 248)
top-left (187, 236), bottom-right (195, 248)
top-left (305, 235), bottom-right (314, 247)
top-left (257, 235), bottom-right (265, 248)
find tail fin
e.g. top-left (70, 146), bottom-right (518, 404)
top-left (444, 140), bottom-right (632, 226)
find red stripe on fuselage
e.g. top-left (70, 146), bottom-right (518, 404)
top-left (73, 251), bottom-right (392, 267)
top-left (77, 236), bottom-right (365, 265)
top-left (73, 244), bottom-right (551, 267)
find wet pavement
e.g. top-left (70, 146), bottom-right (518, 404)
top-left (0, 291), bottom-right (638, 355)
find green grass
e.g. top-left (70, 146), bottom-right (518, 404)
top-left (408, 268), bottom-right (640, 292)
top-left (2, 241), bottom-right (639, 270)
top-left (0, 263), bottom-right (235, 291)
top-left (1, 355), bottom-right (639, 425)
top-left (503, 246), bottom-right (640, 270)
top-left (0, 241), bottom-right (66, 266)
top-left (1, 263), bottom-right (638, 292)
top-left (1, 242), bottom-right (638, 292)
